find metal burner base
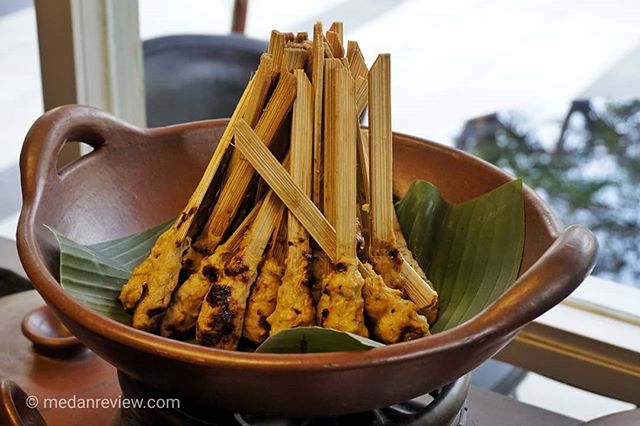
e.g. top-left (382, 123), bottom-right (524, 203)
top-left (118, 371), bottom-right (471, 426)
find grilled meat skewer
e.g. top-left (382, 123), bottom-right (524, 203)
top-left (196, 191), bottom-right (285, 349)
top-left (268, 70), bottom-right (317, 335)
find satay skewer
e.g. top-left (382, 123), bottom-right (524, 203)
top-left (311, 22), bottom-right (325, 208)
top-left (367, 55), bottom-right (438, 310)
top-left (316, 67), bottom-right (368, 336)
top-left (267, 70), bottom-right (316, 336)
top-left (196, 190), bottom-right (285, 349)
top-left (186, 53), bottom-right (276, 270)
top-left (243, 216), bottom-right (287, 344)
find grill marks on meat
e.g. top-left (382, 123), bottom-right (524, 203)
top-left (159, 202), bottom-right (259, 337)
top-left (369, 241), bottom-right (404, 290)
top-left (158, 249), bottom-right (227, 338)
top-left (196, 258), bottom-right (256, 348)
top-left (196, 250), bottom-right (262, 349)
top-left (316, 260), bottom-right (369, 336)
top-left (361, 263), bottom-right (429, 343)
top-left (243, 255), bottom-right (284, 343)
top-left (119, 230), bottom-right (190, 332)
top-left (196, 193), bottom-right (284, 349)
top-left (267, 246), bottom-right (315, 336)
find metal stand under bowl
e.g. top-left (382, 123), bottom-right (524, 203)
top-left (118, 370), bottom-right (471, 426)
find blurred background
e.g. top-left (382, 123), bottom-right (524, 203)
top-left (0, 0), bottom-right (638, 421)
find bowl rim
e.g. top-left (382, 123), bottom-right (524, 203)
top-left (17, 114), bottom-right (562, 371)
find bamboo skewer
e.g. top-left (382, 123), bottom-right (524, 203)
top-left (243, 213), bottom-right (287, 343)
top-left (357, 128), bottom-right (371, 206)
top-left (333, 68), bottom-right (358, 261)
top-left (287, 70), bottom-right (314, 255)
top-left (322, 58), bottom-right (344, 226)
top-left (369, 54), bottom-right (395, 245)
top-left (243, 54), bottom-right (276, 128)
top-left (316, 67), bottom-right (368, 336)
top-left (193, 71), bottom-right (297, 260)
top-left (394, 214), bottom-right (438, 324)
top-left (329, 22), bottom-right (343, 45)
top-left (311, 22), bottom-right (325, 208)
top-left (326, 31), bottom-right (344, 58)
top-left (268, 30), bottom-right (286, 71)
top-left (367, 54), bottom-right (437, 310)
top-left (268, 70), bottom-right (316, 335)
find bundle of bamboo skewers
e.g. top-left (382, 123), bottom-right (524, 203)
top-left (118, 22), bottom-right (438, 351)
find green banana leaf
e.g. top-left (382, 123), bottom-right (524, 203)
top-left (395, 179), bottom-right (524, 332)
top-left (47, 221), bottom-right (172, 324)
top-left (48, 177), bottom-right (523, 351)
top-left (255, 327), bottom-right (384, 353)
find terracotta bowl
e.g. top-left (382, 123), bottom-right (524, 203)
top-left (17, 105), bottom-right (597, 416)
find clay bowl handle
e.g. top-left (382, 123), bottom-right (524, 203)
top-left (0, 380), bottom-right (47, 426)
top-left (475, 225), bottom-right (598, 337)
top-left (20, 105), bottom-right (140, 198)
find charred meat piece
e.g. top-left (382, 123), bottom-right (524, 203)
top-left (196, 192), bottom-right (284, 349)
top-left (317, 260), bottom-right (368, 336)
top-left (267, 69), bottom-right (316, 336)
top-left (119, 230), bottom-right (190, 332)
top-left (361, 263), bottom-right (429, 343)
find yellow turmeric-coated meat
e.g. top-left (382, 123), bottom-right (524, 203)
top-left (267, 253), bottom-right (315, 336)
top-left (160, 204), bottom-right (257, 338)
top-left (118, 229), bottom-right (190, 332)
top-left (243, 254), bottom-right (284, 344)
top-left (196, 251), bottom-right (263, 349)
top-left (316, 260), bottom-right (369, 337)
top-left (369, 241), bottom-right (404, 291)
top-left (361, 263), bottom-right (430, 343)
top-left (159, 249), bottom-right (227, 338)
